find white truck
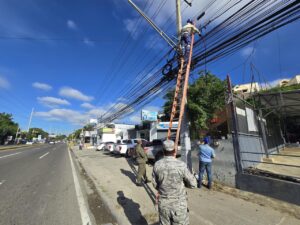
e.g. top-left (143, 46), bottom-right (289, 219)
top-left (114, 139), bottom-right (147, 157)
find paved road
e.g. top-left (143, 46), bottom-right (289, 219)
top-left (0, 144), bottom-right (85, 225)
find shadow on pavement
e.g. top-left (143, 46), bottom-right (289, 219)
top-left (117, 191), bottom-right (148, 225)
top-left (126, 158), bottom-right (157, 205)
top-left (120, 169), bottom-right (136, 183)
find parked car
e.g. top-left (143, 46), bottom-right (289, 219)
top-left (128, 139), bottom-right (148, 158)
top-left (114, 139), bottom-right (148, 157)
top-left (26, 141), bottom-right (33, 145)
top-left (96, 142), bottom-right (105, 151)
top-left (49, 141), bottom-right (55, 144)
top-left (103, 142), bottom-right (116, 153)
top-left (114, 139), bottom-right (128, 155)
top-left (144, 138), bottom-right (181, 161)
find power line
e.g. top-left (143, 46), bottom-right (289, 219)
top-left (97, 0), bottom-right (300, 124)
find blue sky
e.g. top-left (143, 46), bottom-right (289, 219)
top-left (0, 0), bottom-right (299, 134)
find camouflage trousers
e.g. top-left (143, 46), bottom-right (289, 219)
top-left (158, 198), bottom-right (189, 225)
top-left (137, 163), bottom-right (148, 183)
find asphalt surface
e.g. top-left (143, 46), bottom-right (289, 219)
top-left (0, 144), bottom-right (83, 225)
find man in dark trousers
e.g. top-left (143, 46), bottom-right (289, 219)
top-left (135, 139), bottom-right (150, 186)
top-left (181, 19), bottom-right (200, 57)
top-left (152, 139), bottom-right (197, 225)
top-left (198, 137), bottom-right (216, 189)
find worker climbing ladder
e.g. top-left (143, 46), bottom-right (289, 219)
top-left (167, 33), bottom-right (195, 153)
top-left (128, 0), bottom-right (200, 164)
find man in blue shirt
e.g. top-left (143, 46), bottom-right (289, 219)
top-left (198, 137), bottom-right (216, 189)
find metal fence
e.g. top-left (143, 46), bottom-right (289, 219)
top-left (227, 77), bottom-right (300, 181)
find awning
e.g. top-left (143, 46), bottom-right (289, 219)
top-left (254, 89), bottom-right (300, 117)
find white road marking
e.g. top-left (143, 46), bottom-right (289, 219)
top-left (39, 152), bottom-right (49, 159)
top-left (68, 148), bottom-right (92, 225)
top-left (0, 152), bottom-right (21, 159)
top-left (0, 180), bottom-right (6, 186)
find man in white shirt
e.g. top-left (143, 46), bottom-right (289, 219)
top-left (181, 19), bottom-right (200, 57)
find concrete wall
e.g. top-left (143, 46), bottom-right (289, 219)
top-left (236, 173), bottom-right (300, 206)
top-left (191, 138), bottom-right (237, 187)
top-left (238, 133), bottom-right (265, 168)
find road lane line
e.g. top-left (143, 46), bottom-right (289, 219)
top-left (39, 152), bottom-right (49, 159)
top-left (0, 180), bottom-right (6, 186)
top-left (68, 149), bottom-right (92, 225)
top-left (0, 152), bottom-right (21, 159)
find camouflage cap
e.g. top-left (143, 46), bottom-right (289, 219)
top-left (163, 139), bottom-right (175, 152)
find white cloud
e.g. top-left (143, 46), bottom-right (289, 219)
top-left (241, 46), bottom-right (256, 58)
top-left (81, 102), bottom-right (95, 109)
top-left (37, 96), bottom-right (70, 108)
top-left (59, 87), bottom-right (94, 102)
top-left (35, 106), bottom-right (106, 126)
top-left (35, 108), bottom-right (88, 125)
top-left (88, 108), bottom-right (106, 117)
top-left (0, 75), bottom-right (10, 89)
top-left (83, 37), bottom-right (95, 47)
top-left (32, 82), bottom-right (52, 91)
top-left (144, 105), bottom-right (161, 112)
top-left (129, 115), bottom-right (141, 124)
top-left (67, 20), bottom-right (77, 30)
top-left (124, 18), bottom-right (141, 40)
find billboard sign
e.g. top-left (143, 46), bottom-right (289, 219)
top-left (156, 122), bottom-right (178, 130)
top-left (99, 128), bottom-right (115, 134)
top-left (141, 110), bottom-right (158, 122)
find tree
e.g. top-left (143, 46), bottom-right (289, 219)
top-left (0, 113), bottom-right (19, 145)
top-left (83, 124), bottom-right (94, 131)
top-left (188, 72), bottom-right (226, 133)
top-left (162, 72), bottom-right (226, 139)
top-left (55, 134), bottom-right (67, 141)
top-left (27, 128), bottom-right (48, 140)
top-left (69, 128), bottom-right (82, 140)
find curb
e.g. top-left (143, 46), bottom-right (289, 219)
top-left (70, 148), bottom-right (130, 225)
top-left (0, 145), bottom-right (37, 151)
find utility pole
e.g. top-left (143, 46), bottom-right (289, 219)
top-left (128, 0), bottom-right (194, 170)
top-left (14, 126), bottom-right (20, 144)
top-left (175, 0), bottom-right (193, 171)
top-left (27, 108), bottom-right (34, 132)
top-left (226, 75), bottom-right (242, 172)
top-left (176, 0), bottom-right (182, 38)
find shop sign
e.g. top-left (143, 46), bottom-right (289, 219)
top-left (141, 110), bottom-right (158, 121)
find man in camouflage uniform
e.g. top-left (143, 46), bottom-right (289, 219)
top-left (136, 139), bottom-right (150, 186)
top-left (152, 139), bottom-right (197, 225)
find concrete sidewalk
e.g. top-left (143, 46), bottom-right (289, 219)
top-left (72, 147), bottom-right (300, 225)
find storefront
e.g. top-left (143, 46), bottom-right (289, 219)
top-left (135, 121), bottom-right (178, 141)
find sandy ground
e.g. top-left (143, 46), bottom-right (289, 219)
top-left (257, 147), bottom-right (300, 179)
